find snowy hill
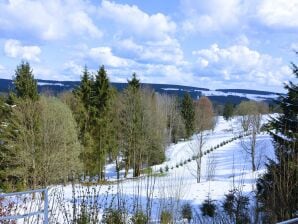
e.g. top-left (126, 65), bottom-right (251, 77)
top-left (0, 78), bottom-right (281, 104)
top-left (52, 116), bottom-right (275, 222)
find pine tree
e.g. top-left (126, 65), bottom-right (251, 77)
top-left (257, 60), bottom-right (298, 222)
top-left (13, 61), bottom-right (39, 101)
top-left (91, 65), bottom-right (114, 180)
top-left (72, 66), bottom-right (94, 177)
top-left (223, 102), bottom-right (234, 121)
top-left (181, 93), bottom-right (195, 139)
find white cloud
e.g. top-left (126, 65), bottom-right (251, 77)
top-left (63, 61), bottom-right (84, 76)
top-left (181, 0), bottom-right (245, 33)
top-left (0, 0), bottom-right (102, 40)
top-left (99, 0), bottom-right (176, 41)
top-left (4, 39), bottom-right (41, 62)
top-left (116, 38), bottom-right (185, 65)
top-left (193, 44), bottom-right (292, 87)
top-left (257, 0), bottom-right (298, 28)
top-left (89, 47), bottom-right (133, 67)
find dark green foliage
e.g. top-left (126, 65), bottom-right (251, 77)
top-left (222, 190), bottom-right (250, 224)
top-left (200, 197), bottom-right (217, 217)
top-left (257, 60), bottom-right (298, 222)
top-left (223, 102), bottom-right (234, 121)
top-left (128, 73), bottom-right (140, 89)
top-left (131, 211), bottom-right (148, 224)
top-left (165, 165), bottom-right (169, 172)
top-left (181, 93), bottom-right (195, 139)
top-left (73, 65), bottom-right (117, 180)
top-left (102, 209), bottom-right (125, 224)
top-left (181, 203), bottom-right (193, 222)
top-left (160, 210), bottom-right (172, 224)
top-left (13, 61), bottom-right (39, 101)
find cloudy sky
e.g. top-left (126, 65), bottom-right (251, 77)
top-left (0, 0), bottom-right (297, 92)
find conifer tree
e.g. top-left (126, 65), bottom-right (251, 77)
top-left (181, 93), bottom-right (195, 139)
top-left (257, 60), bottom-right (298, 222)
top-left (13, 61), bottom-right (39, 101)
top-left (223, 102), bottom-right (234, 121)
top-left (91, 65), bottom-right (115, 180)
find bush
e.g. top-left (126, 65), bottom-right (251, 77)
top-left (200, 197), bottom-right (217, 217)
top-left (160, 167), bottom-right (163, 173)
top-left (165, 165), bottom-right (169, 172)
top-left (141, 167), bottom-right (153, 175)
top-left (222, 190), bottom-right (250, 224)
top-left (181, 203), bottom-right (193, 222)
top-left (160, 210), bottom-right (172, 224)
top-left (102, 209), bottom-right (125, 224)
top-left (131, 211), bottom-right (148, 224)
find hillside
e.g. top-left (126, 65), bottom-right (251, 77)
top-left (0, 78), bottom-right (281, 105)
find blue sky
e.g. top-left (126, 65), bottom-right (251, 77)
top-left (0, 0), bottom-right (297, 92)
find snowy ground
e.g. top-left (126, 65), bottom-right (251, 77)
top-left (4, 116), bottom-right (275, 223)
top-left (56, 116), bottom-right (275, 222)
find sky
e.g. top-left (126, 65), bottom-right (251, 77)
top-left (0, 0), bottom-right (297, 92)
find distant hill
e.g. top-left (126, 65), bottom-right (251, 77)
top-left (0, 78), bottom-right (281, 105)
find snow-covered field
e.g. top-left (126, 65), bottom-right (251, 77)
top-left (55, 116), bottom-right (274, 222)
top-left (4, 116), bottom-right (275, 223)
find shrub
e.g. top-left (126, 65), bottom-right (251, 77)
top-left (160, 167), bottom-right (163, 173)
top-left (200, 197), bottom-right (217, 217)
top-left (160, 210), bottom-right (172, 224)
top-left (102, 209), bottom-right (125, 224)
top-left (131, 211), bottom-right (148, 224)
top-left (181, 203), bottom-right (193, 223)
top-left (165, 165), bottom-right (169, 172)
top-left (222, 190), bottom-right (250, 224)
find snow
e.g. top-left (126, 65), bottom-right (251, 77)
top-left (200, 90), bottom-right (279, 101)
top-left (161, 88), bottom-right (180, 91)
top-left (4, 116), bottom-right (275, 223)
top-left (37, 82), bottom-right (65, 86)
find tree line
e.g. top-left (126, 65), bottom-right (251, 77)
top-left (0, 62), bottom-right (214, 191)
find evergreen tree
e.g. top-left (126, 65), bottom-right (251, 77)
top-left (223, 102), bottom-right (234, 121)
top-left (257, 60), bottom-right (298, 222)
top-left (181, 93), bottom-right (195, 139)
top-left (91, 65), bottom-right (115, 180)
top-left (75, 65), bottom-right (92, 109)
top-left (128, 73), bottom-right (140, 89)
top-left (72, 66), bottom-right (94, 176)
top-left (13, 61), bottom-right (39, 101)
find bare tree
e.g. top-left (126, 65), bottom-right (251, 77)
top-left (189, 96), bottom-right (214, 183)
top-left (236, 101), bottom-right (268, 171)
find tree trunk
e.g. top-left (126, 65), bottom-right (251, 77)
top-left (252, 130), bottom-right (256, 172)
